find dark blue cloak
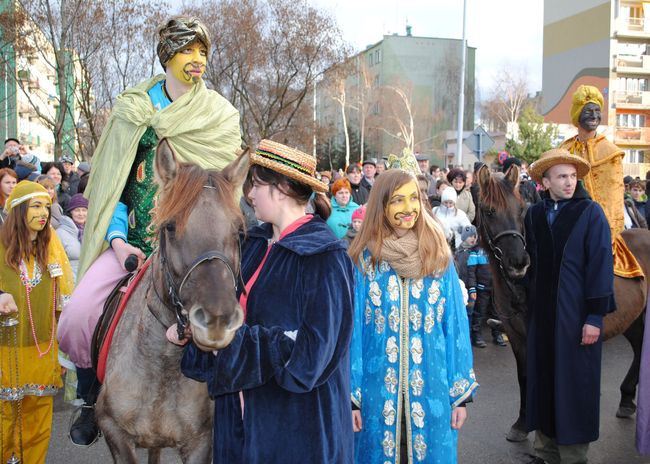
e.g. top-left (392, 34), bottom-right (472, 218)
top-left (182, 217), bottom-right (355, 463)
top-left (524, 183), bottom-right (615, 445)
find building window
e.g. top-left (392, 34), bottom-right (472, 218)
top-left (624, 149), bottom-right (646, 163)
top-left (369, 53), bottom-right (374, 66)
top-left (617, 113), bottom-right (646, 127)
top-left (375, 49), bottom-right (380, 64)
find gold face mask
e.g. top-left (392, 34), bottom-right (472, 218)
top-left (26, 197), bottom-right (50, 233)
top-left (166, 41), bottom-right (207, 84)
top-left (385, 181), bottom-right (421, 231)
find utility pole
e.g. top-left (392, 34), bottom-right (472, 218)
top-left (455, 0), bottom-right (467, 167)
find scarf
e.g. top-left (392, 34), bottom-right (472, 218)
top-left (380, 230), bottom-right (424, 279)
top-left (78, 74), bottom-right (242, 279)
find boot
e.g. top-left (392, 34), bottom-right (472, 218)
top-left (493, 333), bottom-right (507, 347)
top-left (69, 403), bottom-right (100, 446)
top-left (471, 333), bottom-right (487, 348)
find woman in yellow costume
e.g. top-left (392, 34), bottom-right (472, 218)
top-left (0, 181), bottom-right (73, 463)
top-left (560, 85), bottom-right (643, 278)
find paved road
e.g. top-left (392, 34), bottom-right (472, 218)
top-left (45, 332), bottom-right (650, 463)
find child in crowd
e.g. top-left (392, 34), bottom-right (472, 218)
top-left (432, 187), bottom-right (471, 251)
top-left (344, 205), bottom-right (365, 246)
top-left (454, 225), bottom-right (506, 348)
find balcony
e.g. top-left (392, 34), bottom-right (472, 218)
top-left (615, 126), bottom-right (650, 145)
top-left (615, 55), bottom-right (650, 75)
top-left (614, 90), bottom-right (650, 108)
top-left (616, 16), bottom-right (650, 39)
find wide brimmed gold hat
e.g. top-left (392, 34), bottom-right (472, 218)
top-left (250, 140), bottom-right (328, 193)
top-left (529, 148), bottom-right (591, 184)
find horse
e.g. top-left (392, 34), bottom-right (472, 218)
top-left (95, 139), bottom-right (249, 463)
top-left (475, 164), bottom-right (650, 442)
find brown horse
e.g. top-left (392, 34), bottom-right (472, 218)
top-left (95, 140), bottom-right (249, 463)
top-left (476, 165), bottom-right (649, 442)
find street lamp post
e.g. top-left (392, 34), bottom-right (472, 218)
top-left (455, 0), bottom-right (467, 168)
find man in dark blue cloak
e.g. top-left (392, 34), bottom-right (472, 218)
top-left (524, 148), bottom-right (615, 464)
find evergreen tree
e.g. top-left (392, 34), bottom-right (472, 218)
top-left (505, 104), bottom-right (558, 164)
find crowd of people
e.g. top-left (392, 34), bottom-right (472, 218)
top-left (0, 14), bottom-right (649, 464)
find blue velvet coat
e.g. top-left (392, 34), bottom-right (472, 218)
top-left (524, 184), bottom-right (615, 445)
top-left (182, 217), bottom-right (355, 463)
top-left (350, 251), bottom-right (478, 463)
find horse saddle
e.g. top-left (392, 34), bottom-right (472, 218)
top-left (91, 260), bottom-right (151, 381)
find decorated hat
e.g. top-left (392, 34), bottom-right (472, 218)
top-left (386, 148), bottom-right (420, 177)
top-left (529, 148), bottom-right (591, 184)
top-left (251, 139), bottom-right (328, 193)
top-left (570, 85), bottom-right (604, 127)
top-left (5, 180), bottom-right (51, 212)
top-left (157, 17), bottom-right (211, 68)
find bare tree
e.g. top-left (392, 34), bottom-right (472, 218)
top-left (482, 64), bottom-right (530, 134)
top-left (183, 0), bottom-right (349, 148)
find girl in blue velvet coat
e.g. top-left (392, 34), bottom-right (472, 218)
top-left (348, 167), bottom-right (478, 464)
top-left (172, 140), bottom-right (355, 463)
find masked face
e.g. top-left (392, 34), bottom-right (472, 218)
top-left (385, 181), bottom-right (421, 233)
top-left (26, 197), bottom-right (50, 233)
top-left (166, 41), bottom-right (207, 84)
top-left (578, 102), bottom-right (601, 132)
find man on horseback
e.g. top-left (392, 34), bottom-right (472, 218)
top-left (56, 16), bottom-right (241, 446)
top-left (560, 85), bottom-right (644, 280)
top-left (525, 148), bottom-right (615, 464)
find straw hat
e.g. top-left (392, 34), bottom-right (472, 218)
top-left (529, 148), bottom-right (590, 184)
top-left (251, 139), bottom-right (328, 193)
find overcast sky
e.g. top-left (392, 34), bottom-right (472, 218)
top-left (311, 0), bottom-right (544, 99)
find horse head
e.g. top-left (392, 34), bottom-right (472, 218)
top-left (153, 139), bottom-right (248, 351)
top-left (476, 164), bottom-right (530, 280)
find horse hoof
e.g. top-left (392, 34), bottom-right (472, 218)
top-left (616, 406), bottom-right (636, 418)
top-left (506, 427), bottom-right (528, 442)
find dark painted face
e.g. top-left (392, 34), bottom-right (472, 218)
top-left (579, 102), bottom-right (601, 132)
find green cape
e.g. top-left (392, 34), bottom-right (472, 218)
top-left (79, 75), bottom-right (241, 278)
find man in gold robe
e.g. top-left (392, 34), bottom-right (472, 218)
top-left (560, 85), bottom-right (643, 279)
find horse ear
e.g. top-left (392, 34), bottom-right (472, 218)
top-left (477, 165), bottom-right (491, 192)
top-left (222, 147), bottom-right (250, 188)
top-left (505, 164), bottom-right (520, 188)
top-left (155, 138), bottom-right (178, 187)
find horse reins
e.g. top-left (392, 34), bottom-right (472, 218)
top-left (148, 183), bottom-right (246, 340)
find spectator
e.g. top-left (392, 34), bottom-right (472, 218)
top-left (375, 158), bottom-right (386, 175)
top-left (36, 175), bottom-right (64, 229)
top-left (344, 205), bottom-right (365, 246)
top-left (56, 193), bottom-right (89, 280)
top-left (76, 162), bottom-right (91, 195)
top-left (0, 167), bottom-right (18, 210)
top-left (624, 175), bottom-right (634, 194)
top-left (430, 178), bottom-right (450, 208)
top-left (361, 158), bottom-right (376, 191)
top-left (318, 171), bottom-right (332, 189)
top-left (61, 154), bottom-right (80, 196)
top-left (346, 164), bottom-right (369, 205)
top-left (447, 167), bottom-right (476, 222)
top-left (629, 180), bottom-right (647, 219)
top-left (454, 225), bottom-right (505, 348)
top-left (433, 187), bottom-right (471, 251)
top-left (42, 161), bottom-right (71, 211)
top-left (624, 197), bottom-right (647, 229)
top-left (326, 178), bottom-right (360, 239)
top-left (503, 157), bottom-right (541, 208)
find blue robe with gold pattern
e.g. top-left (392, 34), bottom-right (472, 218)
top-left (350, 250), bottom-right (477, 464)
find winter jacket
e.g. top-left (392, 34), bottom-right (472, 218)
top-left (433, 205), bottom-right (471, 250)
top-left (349, 181), bottom-right (369, 205)
top-left (326, 198), bottom-right (360, 239)
top-left (454, 243), bottom-right (492, 294)
top-left (55, 215), bottom-right (81, 279)
top-left (455, 187), bottom-right (476, 222)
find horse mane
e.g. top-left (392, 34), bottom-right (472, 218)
top-left (479, 172), bottom-right (523, 209)
top-left (153, 162), bottom-right (241, 237)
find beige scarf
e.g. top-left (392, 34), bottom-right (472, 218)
top-left (380, 230), bottom-right (424, 279)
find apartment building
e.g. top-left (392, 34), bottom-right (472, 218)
top-left (543, 0), bottom-right (650, 177)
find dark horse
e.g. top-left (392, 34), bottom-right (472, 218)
top-left (96, 140), bottom-right (249, 463)
top-left (475, 165), bottom-right (650, 442)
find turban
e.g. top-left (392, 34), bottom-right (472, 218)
top-left (570, 85), bottom-right (604, 127)
top-left (157, 17), bottom-right (211, 69)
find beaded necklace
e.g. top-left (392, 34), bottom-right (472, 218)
top-left (18, 260), bottom-right (57, 358)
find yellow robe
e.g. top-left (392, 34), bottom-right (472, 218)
top-left (561, 135), bottom-right (643, 278)
top-left (0, 233), bottom-right (74, 463)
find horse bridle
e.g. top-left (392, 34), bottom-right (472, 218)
top-left (478, 205), bottom-right (526, 286)
top-left (150, 184), bottom-right (245, 340)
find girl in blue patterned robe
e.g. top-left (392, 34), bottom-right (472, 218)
top-left (348, 168), bottom-right (478, 464)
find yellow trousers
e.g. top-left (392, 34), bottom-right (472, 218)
top-left (1, 395), bottom-right (53, 464)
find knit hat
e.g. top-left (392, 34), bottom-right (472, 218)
top-left (440, 187), bottom-right (457, 204)
top-left (461, 225), bottom-right (477, 242)
top-left (330, 178), bottom-right (352, 196)
top-left (77, 162), bottom-right (91, 174)
top-left (5, 180), bottom-right (50, 212)
top-left (570, 85), bottom-right (604, 127)
top-left (529, 148), bottom-right (590, 184)
top-left (250, 139), bottom-right (328, 193)
top-left (60, 154), bottom-right (74, 164)
top-left (502, 157), bottom-right (522, 173)
top-left (624, 175), bottom-right (634, 186)
top-left (157, 17), bottom-right (211, 69)
top-left (66, 193), bottom-right (89, 213)
top-left (352, 205), bottom-right (365, 222)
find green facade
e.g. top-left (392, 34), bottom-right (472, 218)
top-left (0, 0), bottom-right (17, 143)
